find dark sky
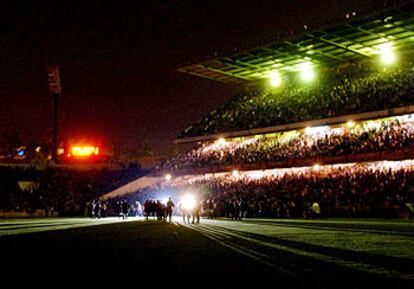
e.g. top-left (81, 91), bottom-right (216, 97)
top-left (0, 0), bottom-right (385, 154)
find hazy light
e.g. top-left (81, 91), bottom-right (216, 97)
top-left (236, 138), bottom-right (257, 148)
top-left (269, 71), bottom-right (282, 87)
top-left (202, 137), bottom-right (232, 153)
top-left (378, 42), bottom-right (395, 65)
top-left (304, 125), bottom-right (329, 136)
top-left (181, 194), bottom-right (196, 211)
top-left (313, 163), bottom-right (320, 171)
top-left (330, 127), bottom-right (345, 135)
top-left (346, 121), bottom-right (355, 128)
top-left (299, 62), bottom-right (314, 81)
top-left (394, 113), bottom-right (414, 122)
top-left (216, 138), bottom-right (226, 146)
top-left (165, 174), bottom-right (172, 181)
top-left (247, 170), bottom-right (265, 179)
top-left (365, 121), bottom-right (381, 130)
top-left (232, 170), bottom-right (240, 177)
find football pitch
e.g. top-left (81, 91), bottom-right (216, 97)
top-left (0, 217), bottom-right (413, 286)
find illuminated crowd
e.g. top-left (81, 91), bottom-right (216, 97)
top-left (197, 163), bottom-right (414, 218)
top-left (179, 62), bottom-right (414, 138)
top-left (138, 160), bottom-right (414, 218)
top-left (163, 116), bottom-right (414, 171)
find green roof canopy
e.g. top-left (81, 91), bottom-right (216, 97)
top-left (178, 5), bottom-right (414, 84)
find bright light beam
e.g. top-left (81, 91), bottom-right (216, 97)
top-left (216, 138), bottom-right (226, 146)
top-left (299, 61), bottom-right (314, 81)
top-left (346, 121), bottom-right (355, 128)
top-left (269, 71), bottom-right (282, 87)
top-left (378, 42), bottom-right (395, 65)
top-left (181, 194), bottom-right (196, 211)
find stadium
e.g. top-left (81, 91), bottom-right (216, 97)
top-left (1, 0), bottom-right (414, 283)
top-left (109, 1), bottom-right (414, 220)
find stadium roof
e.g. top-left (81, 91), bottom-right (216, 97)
top-left (178, 4), bottom-right (414, 84)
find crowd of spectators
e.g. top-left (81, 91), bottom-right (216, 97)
top-left (0, 165), bottom-right (144, 216)
top-left (179, 62), bottom-right (414, 138)
top-left (163, 116), bottom-right (414, 171)
top-left (138, 161), bottom-right (414, 218)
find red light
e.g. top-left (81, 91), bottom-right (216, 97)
top-left (70, 146), bottom-right (99, 157)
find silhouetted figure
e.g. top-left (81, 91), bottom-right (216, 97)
top-left (122, 200), bottom-right (129, 219)
top-left (166, 197), bottom-right (175, 223)
top-left (231, 199), bottom-right (241, 220)
top-left (192, 201), bottom-right (202, 224)
top-left (92, 199), bottom-right (101, 219)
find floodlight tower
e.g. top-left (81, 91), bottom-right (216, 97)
top-left (47, 65), bottom-right (62, 164)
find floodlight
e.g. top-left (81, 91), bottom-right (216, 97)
top-left (346, 121), bottom-right (355, 128)
top-left (299, 62), bottom-right (314, 81)
top-left (269, 71), bottom-right (281, 87)
top-left (181, 194), bottom-right (196, 211)
top-left (232, 170), bottom-right (240, 177)
top-left (216, 138), bottom-right (226, 146)
top-left (378, 42), bottom-right (395, 65)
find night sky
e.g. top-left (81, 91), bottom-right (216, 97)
top-left (0, 0), bottom-right (384, 155)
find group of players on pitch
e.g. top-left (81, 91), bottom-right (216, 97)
top-left (143, 197), bottom-right (201, 224)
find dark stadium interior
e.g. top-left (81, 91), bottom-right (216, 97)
top-left (1, 0), bottom-right (414, 281)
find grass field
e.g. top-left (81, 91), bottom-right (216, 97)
top-left (0, 217), bottom-right (413, 286)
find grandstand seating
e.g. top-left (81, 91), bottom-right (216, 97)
top-left (127, 160), bottom-right (414, 218)
top-left (155, 16), bottom-right (414, 218)
top-left (179, 62), bottom-right (414, 139)
top-left (163, 116), bottom-right (414, 172)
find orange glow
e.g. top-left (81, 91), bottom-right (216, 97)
top-left (70, 146), bottom-right (99, 157)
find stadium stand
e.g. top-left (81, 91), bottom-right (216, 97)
top-left (127, 160), bottom-right (414, 218)
top-left (163, 114), bottom-right (414, 172)
top-left (131, 2), bottom-right (414, 219)
top-left (161, 3), bottom-right (414, 176)
top-left (179, 62), bottom-right (414, 139)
